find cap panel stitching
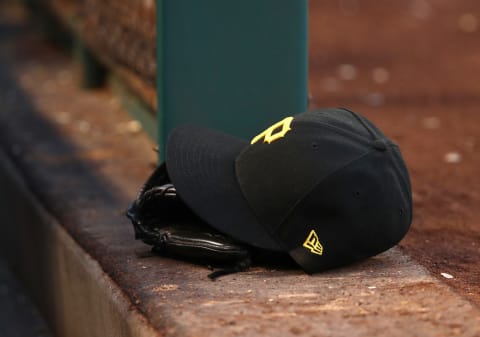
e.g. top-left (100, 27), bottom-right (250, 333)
top-left (339, 107), bottom-right (380, 140)
top-left (271, 148), bottom-right (376, 233)
top-left (386, 144), bottom-right (413, 215)
top-left (292, 120), bottom-right (373, 146)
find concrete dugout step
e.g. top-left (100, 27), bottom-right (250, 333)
top-left (0, 7), bottom-right (479, 337)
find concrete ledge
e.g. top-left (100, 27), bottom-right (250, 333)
top-left (0, 150), bottom-right (160, 337)
top-left (2, 142), bottom-right (480, 336)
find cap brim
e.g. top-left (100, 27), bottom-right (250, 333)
top-left (166, 126), bottom-right (282, 251)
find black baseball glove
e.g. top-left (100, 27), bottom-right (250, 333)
top-left (126, 163), bottom-right (253, 279)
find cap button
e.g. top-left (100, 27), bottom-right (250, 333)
top-left (372, 139), bottom-right (387, 151)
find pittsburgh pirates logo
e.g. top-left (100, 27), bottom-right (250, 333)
top-left (251, 116), bottom-right (294, 144)
top-left (303, 230), bottom-right (324, 256)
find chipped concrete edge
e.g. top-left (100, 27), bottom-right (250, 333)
top-left (0, 148), bottom-right (161, 337)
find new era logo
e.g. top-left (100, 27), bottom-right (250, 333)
top-left (303, 230), bottom-right (324, 255)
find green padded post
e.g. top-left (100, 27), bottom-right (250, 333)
top-left (157, 0), bottom-right (308, 160)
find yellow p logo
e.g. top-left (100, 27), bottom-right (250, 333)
top-left (303, 230), bottom-right (324, 256)
top-left (251, 116), bottom-right (294, 144)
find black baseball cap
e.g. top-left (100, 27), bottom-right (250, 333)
top-left (165, 108), bottom-right (412, 273)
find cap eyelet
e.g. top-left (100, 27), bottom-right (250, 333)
top-left (354, 191), bottom-right (362, 198)
top-left (311, 142), bottom-right (318, 149)
top-left (372, 139), bottom-right (387, 151)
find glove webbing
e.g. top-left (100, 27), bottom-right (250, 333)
top-left (127, 164), bottom-right (256, 280)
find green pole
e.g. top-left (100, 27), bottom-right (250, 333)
top-left (157, 0), bottom-right (308, 161)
